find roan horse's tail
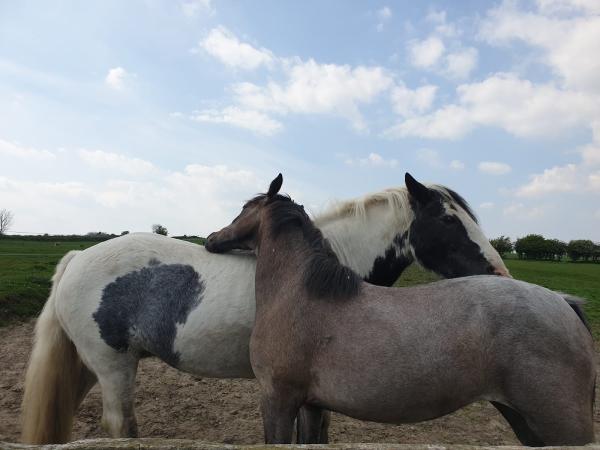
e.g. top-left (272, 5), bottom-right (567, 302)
top-left (21, 250), bottom-right (94, 444)
top-left (558, 292), bottom-right (592, 334)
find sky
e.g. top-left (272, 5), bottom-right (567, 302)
top-left (0, 0), bottom-right (599, 241)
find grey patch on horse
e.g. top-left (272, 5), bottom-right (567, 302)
top-left (93, 262), bottom-right (204, 366)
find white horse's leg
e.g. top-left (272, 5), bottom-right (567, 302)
top-left (91, 354), bottom-right (139, 438)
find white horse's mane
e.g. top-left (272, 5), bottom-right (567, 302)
top-left (312, 184), bottom-right (469, 226)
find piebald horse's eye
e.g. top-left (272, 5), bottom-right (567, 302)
top-left (442, 215), bottom-right (456, 224)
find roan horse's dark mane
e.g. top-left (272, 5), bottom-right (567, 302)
top-left (248, 194), bottom-right (361, 300)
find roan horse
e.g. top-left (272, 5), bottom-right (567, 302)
top-left (205, 174), bottom-right (596, 446)
top-left (21, 173), bottom-right (509, 444)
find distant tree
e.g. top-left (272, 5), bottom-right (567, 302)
top-left (121, 231), bottom-right (130, 236)
top-left (0, 209), bottom-right (14, 235)
top-left (514, 234), bottom-right (547, 259)
top-left (567, 240), bottom-right (595, 262)
top-left (152, 224), bottom-right (168, 236)
top-left (490, 236), bottom-right (513, 257)
top-left (86, 231), bottom-right (110, 238)
top-left (546, 239), bottom-right (567, 261)
top-left (593, 243), bottom-right (600, 263)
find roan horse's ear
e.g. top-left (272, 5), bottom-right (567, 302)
top-left (405, 172), bottom-right (432, 205)
top-left (267, 173), bottom-right (283, 198)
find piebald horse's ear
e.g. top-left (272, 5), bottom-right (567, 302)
top-left (267, 173), bottom-right (283, 198)
top-left (405, 172), bottom-right (432, 205)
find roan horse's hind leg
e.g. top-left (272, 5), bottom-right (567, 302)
top-left (91, 354), bottom-right (139, 438)
top-left (498, 363), bottom-right (595, 446)
top-left (491, 402), bottom-right (544, 446)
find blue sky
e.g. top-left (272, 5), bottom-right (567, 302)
top-left (1, 0), bottom-right (599, 240)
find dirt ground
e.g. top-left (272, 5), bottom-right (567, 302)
top-left (1, 321), bottom-right (599, 445)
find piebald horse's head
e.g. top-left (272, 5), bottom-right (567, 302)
top-left (405, 173), bottom-right (509, 278)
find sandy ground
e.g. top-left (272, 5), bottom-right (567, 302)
top-left (1, 321), bottom-right (598, 445)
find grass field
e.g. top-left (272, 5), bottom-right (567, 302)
top-left (1, 238), bottom-right (600, 335)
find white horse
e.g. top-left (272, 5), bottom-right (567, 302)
top-left (21, 173), bottom-right (508, 443)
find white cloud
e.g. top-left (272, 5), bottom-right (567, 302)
top-left (581, 143), bottom-right (600, 166)
top-left (181, 0), bottom-right (213, 17)
top-left (503, 202), bottom-right (546, 219)
top-left (192, 106), bottom-right (283, 135)
top-left (408, 36), bottom-right (445, 69)
top-left (78, 149), bottom-right (156, 176)
top-left (105, 67), bottom-right (128, 90)
top-left (516, 118), bottom-right (600, 198)
top-left (385, 104), bottom-right (472, 140)
top-left (480, 1), bottom-right (600, 94)
top-left (0, 163), bottom-right (264, 235)
top-left (516, 164), bottom-right (579, 197)
top-left (445, 47), bottom-right (478, 79)
top-left (478, 161), bottom-right (512, 175)
top-left (536, 0), bottom-right (600, 14)
top-left (587, 171), bottom-right (600, 191)
top-left (390, 83), bottom-right (437, 118)
top-left (199, 26), bottom-right (274, 70)
top-left (391, 3), bottom-right (600, 141)
top-left (386, 73), bottom-right (598, 140)
top-left (376, 6), bottom-right (392, 32)
top-left (0, 139), bottom-right (55, 160)
top-left (425, 9), bottom-right (458, 37)
top-left (233, 60), bottom-right (393, 131)
top-left (417, 148), bottom-right (442, 168)
top-left (426, 9), bottom-right (446, 24)
top-left (479, 202), bottom-right (494, 209)
top-left (449, 160), bottom-right (465, 170)
top-left (345, 152), bottom-right (398, 168)
top-left (378, 6), bottom-right (392, 20)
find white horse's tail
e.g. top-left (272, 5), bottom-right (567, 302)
top-left (21, 250), bottom-right (93, 444)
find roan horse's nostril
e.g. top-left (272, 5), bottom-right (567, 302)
top-left (204, 233), bottom-right (220, 253)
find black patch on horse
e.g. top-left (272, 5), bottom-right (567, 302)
top-left (409, 190), bottom-right (492, 278)
top-left (93, 260), bottom-right (204, 366)
top-left (251, 194), bottom-right (361, 300)
top-left (366, 232), bottom-right (411, 286)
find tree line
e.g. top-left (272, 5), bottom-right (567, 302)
top-left (490, 235), bottom-right (600, 262)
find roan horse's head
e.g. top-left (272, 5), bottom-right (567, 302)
top-left (404, 173), bottom-right (509, 278)
top-left (205, 174), bottom-right (284, 254)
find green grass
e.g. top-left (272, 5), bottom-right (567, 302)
top-left (0, 240), bottom-right (99, 326)
top-left (394, 263), bottom-right (441, 287)
top-left (2, 239), bottom-right (600, 335)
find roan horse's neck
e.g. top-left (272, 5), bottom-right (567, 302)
top-left (255, 220), bottom-right (361, 308)
top-left (315, 201), bottom-right (414, 287)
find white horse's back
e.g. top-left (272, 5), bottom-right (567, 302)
top-left (55, 233), bottom-right (257, 377)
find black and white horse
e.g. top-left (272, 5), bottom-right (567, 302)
top-left (21, 173), bottom-right (508, 443)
